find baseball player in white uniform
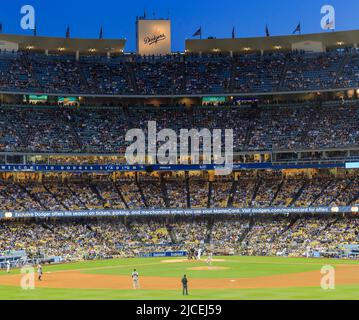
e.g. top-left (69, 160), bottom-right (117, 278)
top-left (6, 260), bottom-right (10, 273)
top-left (197, 248), bottom-right (203, 260)
top-left (37, 264), bottom-right (43, 281)
top-left (131, 269), bottom-right (140, 289)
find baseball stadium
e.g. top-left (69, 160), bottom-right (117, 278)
top-left (0, 2), bottom-right (359, 301)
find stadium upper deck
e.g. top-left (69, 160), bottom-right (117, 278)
top-left (0, 31), bottom-right (358, 165)
top-left (0, 49), bottom-right (359, 96)
top-left (0, 30), bottom-right (359, 97)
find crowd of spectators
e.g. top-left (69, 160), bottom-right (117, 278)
top-left (282, 52), bottom-right (342, 91)
top-left (241, 216), bottom-right (359, 257)
top-left (0, 172), bottom-right (357, 212)
top-left (1, 215), bottom-right (359, 262)
top-left (0, 50), bottom-right (359, 95)
top-left (0, 219), bottom-right (134, 261)
top-left (0, 102), bottom-right (357, 153)
top-left (232, 53), bottom-right (286, 92)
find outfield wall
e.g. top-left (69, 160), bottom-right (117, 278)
top-left (138, 251), bottom-right (187, 258)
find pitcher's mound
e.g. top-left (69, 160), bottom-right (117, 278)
top-left (188, 266), bottom-right (229, 271)
top-left (161, 258), bottom-right (226, 263)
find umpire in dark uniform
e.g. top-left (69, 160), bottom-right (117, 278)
top-left (181, 274), bottom-right (188, 295)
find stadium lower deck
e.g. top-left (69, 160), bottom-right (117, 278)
top-left (0, 171), bottom-right (358, 211)
top-left (1, 214), bottom-right (359, 262)
top-left (0, 169), bottom-right (358, 264)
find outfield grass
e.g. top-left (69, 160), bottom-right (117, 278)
top-left (0, 256), bottom-right (358, 300)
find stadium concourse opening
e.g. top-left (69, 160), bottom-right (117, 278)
top-left (0, 26), bottom-right (358, 301)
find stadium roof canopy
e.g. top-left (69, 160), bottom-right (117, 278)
top-left (185, 29), bottom-right (359, 53)
top-left (0, 34), bottom-right (126, 55)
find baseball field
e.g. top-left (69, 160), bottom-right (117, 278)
top-left (0, 256), bottom-right (359, 300)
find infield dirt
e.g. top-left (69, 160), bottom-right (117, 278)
top-left (1, 263), bottom-right (359, 290)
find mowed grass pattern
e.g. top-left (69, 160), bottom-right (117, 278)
top-left (0, 256), bottom-right (359, 300)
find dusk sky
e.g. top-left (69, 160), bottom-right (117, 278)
top-left (1, 0), bottom-right (359, 52)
